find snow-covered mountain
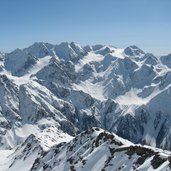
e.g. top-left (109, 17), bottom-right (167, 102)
top-left (0, 42), bottom-right (171, 170)
top-left (1, 128), bottom-right (171, 171)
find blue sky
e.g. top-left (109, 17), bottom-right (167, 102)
top-left (0, 0), bottom-right (170, 55)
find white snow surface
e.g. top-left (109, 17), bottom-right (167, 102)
top-left (0, 42), bottom-right (171, 170)
top-left (1, 56), bottom-right (51, 85)
top-left (1, 128), bottom-right (170, 171)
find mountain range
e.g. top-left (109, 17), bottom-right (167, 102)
top-left (0, 42), bottom-right (171, 170)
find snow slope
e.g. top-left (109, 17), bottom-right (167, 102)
top-left (2, 55), bottom-right (51, 86)
top-left (0, 42), bottom-right (171, 170)
top-left (1, 128), bottom-right (171, 171)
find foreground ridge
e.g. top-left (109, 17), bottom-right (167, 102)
top-left (1, 128), bottom-right (171, 171)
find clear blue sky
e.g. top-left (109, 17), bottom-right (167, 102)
top-left (0, 0), bottom-right (170, 55)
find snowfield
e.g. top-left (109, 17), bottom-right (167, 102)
top-left (0, 42), bottom-right (171, 170)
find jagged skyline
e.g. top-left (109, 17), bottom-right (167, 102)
top-left (0, 0), bottom-right (170, 55)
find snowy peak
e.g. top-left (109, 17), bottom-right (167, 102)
top-left (1, 41), bottom-right (171, 170)
top-left (54, 42), bottom-right (87, 61)
top-left (4, 48), bottom-right (38, 76)
top-left (94, 45), bottom-right (115, 56)
top-left (70, 41), bottom-right (86, 56)
top-left (124, 45), bottom-right (145, 57)
top-left (24, 42), bottom-right (54, 58)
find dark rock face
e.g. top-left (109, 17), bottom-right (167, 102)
top-left (36, 60), bottom-right (72, 86)
top-left (124, 45), bottom-right (145, 57)
top-left (160, 54), bottom-right (171, 68)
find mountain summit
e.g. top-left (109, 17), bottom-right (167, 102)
top-left (0, 42), bottom-right (171, 170)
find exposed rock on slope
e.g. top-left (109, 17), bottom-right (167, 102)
top-left (1, 128), bottom-right (171, 171)
top-left (0, 42), bottom-right (171, 168)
